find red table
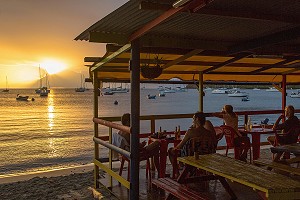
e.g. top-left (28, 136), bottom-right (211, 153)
top-left (239, 127), bottom-right (276, 160)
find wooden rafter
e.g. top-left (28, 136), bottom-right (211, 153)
top-left (91, 44), bottom-right (131, 71)
top-left (162, 49), bottom-right (203, 69)
top-left (251, 56), bottom-right (300, 74)
top-left (202, 52), bottom-right (252, 73)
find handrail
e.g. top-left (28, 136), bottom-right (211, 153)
top-left (93, 117), bottom-right (131, 133)
top-left (99, 109), bottom-right (300, 122)
top-left (93, 137), bottom-right (130, 159)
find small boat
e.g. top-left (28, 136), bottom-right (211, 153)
top-left (75, 87), bottom-right (86, 92)
top-left (16, 94), bottom-right (29, 101)
top-left (40, 89), bottom-right (49, 97)
top-left (147, 94), bottom-right (156, 99)
top-left (290, 91), bottom-right (300, 98)
top-left (211, 88), bottom-right (229, 94)
top-left (158, 91), bottom-right (166, 97)
top-left (266, 87), bottom-right (279, 92)
top-left (253, 88), bottom-right (260, 91)
top-left (228, 91), bottom-right (248, 97)
top-left (242, 96), bottom-right (250, 101)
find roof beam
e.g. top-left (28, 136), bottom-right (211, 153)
top-left (251, 56), bottom-right (300, 73)
top-left (202, 52), bottom-right (252, 73)
top-left (162, 49), bottom-right (204, 69)
top-left (140, 2), bottom-right (300, 24)
top-left (89, 58), bottom-right (276, 68)
top-left (96, 68), bottom-right (300, 76)
top-left (129, 0), bottom-right (213, 42)
top-left (228, 26), bottom-right (300, 54)
top-left (91, 44), bottom-right (131, 71)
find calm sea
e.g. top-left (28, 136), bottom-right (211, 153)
top-left (0, 88), bottom-right (299, 175)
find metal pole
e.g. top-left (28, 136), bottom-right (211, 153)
top-left (199, 72), bottom-right (203, 112)
top-left (93, 71), bottom-right (100, 188)
top-left (130, 39), bottom-right (140, 200)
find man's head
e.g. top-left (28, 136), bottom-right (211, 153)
top-left (121, 113), bottom-right (130, 126)
top-left (285, 105), bottom-right (295, 118)
top-left (223, 105), bottom-right (233, 114)
top-left (193, 112), bottom-right (206, 126)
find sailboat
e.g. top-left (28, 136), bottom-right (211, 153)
top-left (75, 74), bottom-right (86, 92)
top-left (2, 76), bottom-right (9, 92)
top-left (35, 66), bottom-right (50, 94)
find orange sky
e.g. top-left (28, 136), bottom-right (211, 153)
top-left (0, 0), bottom-right (127, 88)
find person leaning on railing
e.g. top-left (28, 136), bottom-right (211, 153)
top-left (212, 105), bottom-right (251, 162)
top-left (267, 105), bottom-right (299, 146)
top-left (112, 113), bottom-right (160, 167)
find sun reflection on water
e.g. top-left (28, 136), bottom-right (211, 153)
top-left (47, 93), bottom-right (55, 132)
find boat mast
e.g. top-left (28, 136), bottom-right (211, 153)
top-left (39, 65), bottom-right (42, 88)
top-left (5, 76), bottom-right (8, 90)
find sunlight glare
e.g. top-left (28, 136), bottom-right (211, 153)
top-left (41, 59), bottom-right (66, 75)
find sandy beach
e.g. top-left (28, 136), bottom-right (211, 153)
top-left (0, 164), bottom-right (118, 200)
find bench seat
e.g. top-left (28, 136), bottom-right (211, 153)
top-left (253, 159), bottom-right (300, 176)
top-left (152, 177), bottom-right (209, 200)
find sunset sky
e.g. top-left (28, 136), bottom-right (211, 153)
top-left (0, 0), bottom-right (127, 88)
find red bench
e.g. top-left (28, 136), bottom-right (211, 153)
top-left (152, 178), bottom-right (209, 200)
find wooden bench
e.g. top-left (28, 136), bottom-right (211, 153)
top-left (253, 158), bottom-right (300, 176)
top-left (152, 177), bottom-right (209, 200)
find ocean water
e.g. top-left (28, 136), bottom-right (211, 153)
top-left (0, 88), bottom-right (299, 175)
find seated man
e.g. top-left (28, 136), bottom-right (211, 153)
top-left (112, 113), bottom-right (160, 169)
top-left (168, 112), bottom-right (216, 168)
top-left (267, 105), bottom-right (299, 146)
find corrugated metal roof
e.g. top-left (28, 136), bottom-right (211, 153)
top-left (75, 0), bottom-right (300, 83)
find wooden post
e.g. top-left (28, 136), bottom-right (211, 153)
top-left (130, 39), bottom-right (140, 200)
top-left (93, 71), bottom-right (100, 188)
top-left (198, 72), bottom-right (203, 112)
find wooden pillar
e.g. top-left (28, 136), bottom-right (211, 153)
top-left (130, 39), bottom-right (140, 200)
top-left (93, 71), bottom-right (100, 188)
top-left (198, 72), bottom-right (204, 112)
top-left (282, 75), bottom-right (287, 117)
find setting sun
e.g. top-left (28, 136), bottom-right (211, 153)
top-left (41, 59), bottom-right (66, 75)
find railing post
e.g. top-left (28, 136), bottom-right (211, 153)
top-left (282, 75), bottom-right (287, 121)
top-left (151, 117), bottom-right (155, 134)
top-left (109, 127), bottom-right (113, 188)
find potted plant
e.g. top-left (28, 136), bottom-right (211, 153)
top-left (141, 55), bottom-right (163, 79)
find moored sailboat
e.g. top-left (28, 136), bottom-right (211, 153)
top-left (2, 76), bottom-right (9, 92)
top-left (75, 74), bottom-right (86, 92)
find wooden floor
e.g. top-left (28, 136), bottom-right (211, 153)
top-left (97, 146), bottom-right (300, 200)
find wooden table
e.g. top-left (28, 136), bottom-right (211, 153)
top-left (271, 143), bottom-right (300, 162)
top-left (239, 127), bottom-right (276, 160)
top-left (177, 154), bottom-right (300, 200)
